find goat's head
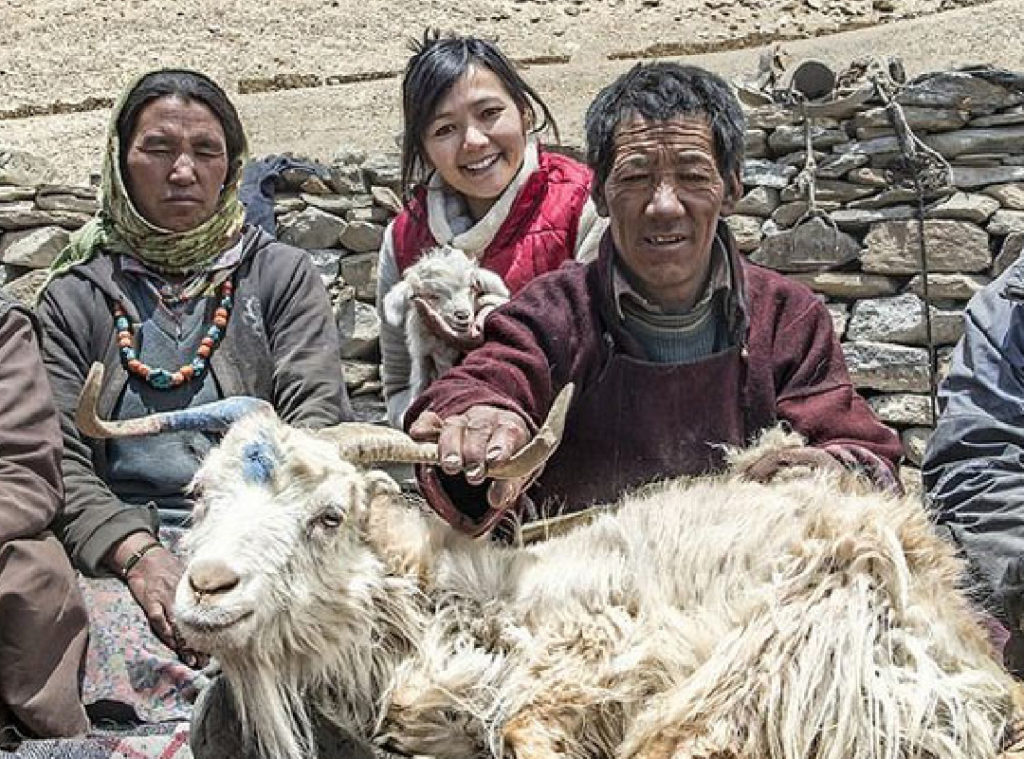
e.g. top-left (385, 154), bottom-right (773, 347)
top-left (173, 412), bottom-right (401, 656)
top-left (75, 362), bottom-right (573, 659)
top-left (383, 245), bottom-right (509, 335)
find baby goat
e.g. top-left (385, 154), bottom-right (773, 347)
top-left (383, 245), bottom-right (509, 399)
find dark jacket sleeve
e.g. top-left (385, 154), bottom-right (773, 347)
top-left (770, 291), bottom-right (903, 489)
top-left (923, 278), bottom-right (1024, 611)
top-left (261, 242), bottom-right (353, 427)
top-left (37, 277), bottom-right (158, 575)
top-left (0, 302), bottom-right (64, 545)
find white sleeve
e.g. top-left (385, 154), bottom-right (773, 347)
top-left (573, 196), bottom-right (608, 264)
top-left (376, 222), bottom-right (415, 429)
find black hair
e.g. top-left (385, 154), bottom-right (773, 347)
top-left (584, 62), bottom-right (745, 199)
top-left (117, 69), bottom-right (247, 184)
top-left (399, 29), bottom-right (559, 198)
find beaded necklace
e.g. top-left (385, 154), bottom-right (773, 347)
top-left (113, 279), bottom-right (234, 390)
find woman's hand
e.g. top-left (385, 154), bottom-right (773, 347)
top-left (112, 533), bottom-right (209, 669)
top-left (743, 446), bottom-right (845, 482)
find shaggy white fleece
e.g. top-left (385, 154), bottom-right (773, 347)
top-left (176, 415), bottom-right (1019, 759)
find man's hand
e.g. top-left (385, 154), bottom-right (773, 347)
top-left (112, 533), bottom-right (208, 669)
top-left (744, 446), bottom-right (845, 483)
top-left (409, 405), bottom-right (533, 511)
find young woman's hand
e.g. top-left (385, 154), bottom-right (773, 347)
top-left (743, 446), bottom-right (845, 483)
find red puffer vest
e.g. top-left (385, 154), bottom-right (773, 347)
top-left (392, 149), bottom-right (593, 294)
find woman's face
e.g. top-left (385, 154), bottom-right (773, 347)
top-left (124, 95), bottom-right (229, 232)
top-left (422, 65), bottom-right (528, 221)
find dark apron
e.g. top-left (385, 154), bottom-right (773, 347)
top-left (531, 344), bottom-right (747, 515)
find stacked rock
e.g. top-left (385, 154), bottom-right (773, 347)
top-left (267, 149), bottom-right (403, 421)
top-left (0, 147), bottom-right (96, 302)
top-left (727, 67), bottom-right (1024, 490)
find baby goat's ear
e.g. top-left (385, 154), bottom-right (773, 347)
top-left (472, 268), bottom-right (510, 298)
top-left (383, 281), bottom-right (414, 327)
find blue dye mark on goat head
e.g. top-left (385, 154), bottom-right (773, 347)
top-left (241, 437), bottom-right (277, 484)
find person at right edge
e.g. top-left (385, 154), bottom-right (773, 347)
top-left (924, 258), bottom-right (1024, 677)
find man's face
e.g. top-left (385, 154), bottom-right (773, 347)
top-left (597, 115), bottom-right (739, 311)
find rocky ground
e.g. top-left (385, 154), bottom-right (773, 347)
top-left (0, 0), bottom-right (993, 115)
top-left (1, 0), bottom-right (1022, 184)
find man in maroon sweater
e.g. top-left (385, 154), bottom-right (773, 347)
top-left (407, 62), bottom-right (902, 536)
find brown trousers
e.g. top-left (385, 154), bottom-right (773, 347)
top-left (0, 534), bottom-right (89, 738)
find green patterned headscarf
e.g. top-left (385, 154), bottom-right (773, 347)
top-left (48, 69), bottom-right (248, 281)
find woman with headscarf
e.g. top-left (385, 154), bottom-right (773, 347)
top-left (37, 69), bottom-right (352, 720)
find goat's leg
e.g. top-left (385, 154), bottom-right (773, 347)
top-left (619, 718), bottom-right (742, 759)
top-left (502, 691), bottom-right (629, 759)
top-left (616, 624), bottom-right (766, 759)
top-left (618, 687), bottom-right (746, 759)
top-left (381, 644), bottom-right (499, 759)
top-left (502, 716), bottom-right (569, 758)
top-left (501, 658), bottom-right (628, 756)
top-left (501, 610), bottom-right (641, 758)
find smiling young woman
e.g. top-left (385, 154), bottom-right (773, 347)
top-left (377, 31), bottom-right (607, 429)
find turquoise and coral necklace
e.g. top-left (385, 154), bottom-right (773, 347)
top-left (113, 279), bottom-right (234, 390)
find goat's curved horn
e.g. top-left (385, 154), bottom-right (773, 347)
top-left (319, 384), bottom-right (574, 480)
top-left (75, 362), bottom-right (275, 439)
top-left (489, 383), bottom-right (573, 479)
top-left (316, 423), bottom-right (440, 466)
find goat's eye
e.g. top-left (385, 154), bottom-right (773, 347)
top-left (316, 507), bottom-right (344, 530)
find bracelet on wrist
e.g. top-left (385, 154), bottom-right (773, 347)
top-left (121, 541), bottom-right (162, 580)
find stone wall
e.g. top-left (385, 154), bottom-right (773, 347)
top-left (725, 67), bottom-right (1024, 490)
top-left (2, 65), bottom-right (1023, 489)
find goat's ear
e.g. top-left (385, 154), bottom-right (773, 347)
top-left (353, 471), bottom-right (401, 531)
top-left (383, 281), bottom-right (413, 327)
top-left (473, 268), bottom-right (509, 298)
top-left (365, 470), bottom-right (401, 501)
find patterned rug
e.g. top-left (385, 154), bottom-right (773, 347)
top-left (0, 723), bottom-right (190, 759)
top-left (77, 528), bottom-right (204, 725)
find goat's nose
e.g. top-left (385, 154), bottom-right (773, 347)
top-left (453, 308), bottom-right (471, 322)
top-left (188, 558), bottom-right (240, 597)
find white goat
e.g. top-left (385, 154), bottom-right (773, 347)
top-left (383, 245), bottom-right (509, 399)
top-left (170, 416), bottom-right (1022, 759)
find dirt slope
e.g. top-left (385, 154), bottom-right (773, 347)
top-left (1, 0), bottom-right (1020, 184)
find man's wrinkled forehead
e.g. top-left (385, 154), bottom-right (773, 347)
top-left (610, 114), bottom-right (716, 162)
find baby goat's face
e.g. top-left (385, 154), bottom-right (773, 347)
top-left (408, 250), bottom-right (481, 334)
top-left (174, 415), bottom-right (372, 656)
